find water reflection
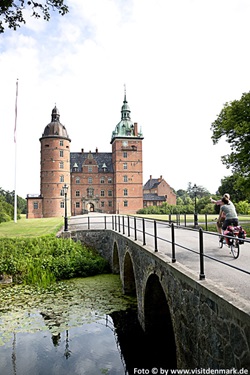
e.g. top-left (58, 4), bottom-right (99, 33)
top-left (0, 275), bottom-right (176, 374)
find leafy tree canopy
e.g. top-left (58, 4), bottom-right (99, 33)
top-left (0, 0), bottom-right (68, 33)
top-left (218, 174), bottom-right (250, 202)
top-left (211, 92), bottom-right (250, 178)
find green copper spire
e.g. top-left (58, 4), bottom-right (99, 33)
top-left (111, 86), bottom-right (143, 142)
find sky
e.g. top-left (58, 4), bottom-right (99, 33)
top-left (1, 0), bottom-right (250, 198)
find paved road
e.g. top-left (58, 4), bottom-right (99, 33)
top-left (69, 214), bottom-right (250, 303)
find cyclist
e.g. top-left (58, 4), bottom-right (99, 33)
top-left (211, 193), bottom-right (231, 236)
top-left (217, 196), bottom-right (238, 242)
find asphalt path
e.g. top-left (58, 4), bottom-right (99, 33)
top-left (69, 214), bottom-right (250, 303)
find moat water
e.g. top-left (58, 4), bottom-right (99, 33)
top-left (0, 274), bottom-right (175, 374)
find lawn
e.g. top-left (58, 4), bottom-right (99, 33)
top-left (0, 215), bottom-right (64, 237)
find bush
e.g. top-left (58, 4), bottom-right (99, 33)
top-left (0, 236), bottom-right (110, 286)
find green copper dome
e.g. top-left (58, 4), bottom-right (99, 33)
top-left (111, 90), bottom-right (143, 142)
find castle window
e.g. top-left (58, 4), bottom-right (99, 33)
top-left (108, 178), bottom-right (112, 184)
top-left (108, 201), bottom-right (112, 207)
top-left (123, 163), bottom-right (127, 170)
top-left (76, 202), bottom-right (80, 208)
top-left (88, 177), bottom-right (92, 184)
top-left (101, 190), bottom-right (105, 197)
top-left (124, 200), bottom-right (128, 207)
top-left (60, 175), bottom-right (64, 182)
top-left (123, 152), bottom-right (127, 158)
top-left (123, 175), bottom-right (128, 182)
top-left (87, 188), bottom-right (94, 197)
top-left (101, 201), bottom-right (105, 207)
top-left (88, 166), bottom-right (92, 172)
top-left (60, 140), bottom-right (64, 146)
top-left (59, 161), bottom-right (64, 169)
top-left (100, 177), bottom-right (105, 184)
top-left (76, 190), bottom-right (80, 197)
top-left (60, 150), bottom-right (64, 157)
top-left (108, 190), bottom-right (112, 197)
top-left (76, 177), bottom-right (80, 184)
top-left (60, 189), bottom-right (64, 196)
top-left (60, 201), bottom-right (64, 208)
top-left (124, 189), bottom-right (128, 196)
top-left (33, 202), bottom-right (38, 209)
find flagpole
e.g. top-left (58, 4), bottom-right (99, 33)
top-left (14, 79), bottom-right (18, 223)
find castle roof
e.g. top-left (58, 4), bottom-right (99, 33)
top-left (111, 87), bottom-right (143, 142)
top-left (70, 152), bottom-right (113, 173)
top-left (41, 106), bottom-right (70, 140)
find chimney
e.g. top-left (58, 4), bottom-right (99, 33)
top-left (134, 122), bottom-right (138, 136)
top-left (96, 147), bottom-right (98, 153)
top-left (150, 175), bottom-right (152, 180)
top-left (81, 148), bottom-right (84, 153)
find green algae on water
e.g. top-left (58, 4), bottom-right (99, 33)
top-left (0, 274), bottom-right (137, 346)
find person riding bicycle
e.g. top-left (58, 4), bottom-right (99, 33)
top-left (211, 193), bottom-right (231, 235)
top-left (217, 196), bottom-right (238, 242)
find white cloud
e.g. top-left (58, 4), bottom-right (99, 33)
top-left (1, 0), bottom-right (250, 198)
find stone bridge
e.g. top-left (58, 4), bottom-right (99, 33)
top-left (66, 218), bottom-right (250, 370)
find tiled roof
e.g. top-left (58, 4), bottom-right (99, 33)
top-left (70, 152), bottom-right (113, 173)
top-left (143, 193), bottom-right (166, 201)
top-left (143, 179), bottom-right (160, 190)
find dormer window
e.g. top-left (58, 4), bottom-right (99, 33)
top-left (102, 163), bottom-right (107, 172)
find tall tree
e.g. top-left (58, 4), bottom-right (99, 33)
top-left (211, 92), bottom-right (250, 180)
top-left (0, 0), bottom-right (68, 33)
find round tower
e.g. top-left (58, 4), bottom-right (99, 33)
top-left (40, 106), bottom-right (71, 217)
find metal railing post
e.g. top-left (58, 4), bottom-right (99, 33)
top-left (115, 215), bottom-right (117, 231)
top-left (112, 215), bottom-right (114, 230)
top-left (199, 228), bottom-right (205, 280)
top-left (171, 222), bottom-right (176, 263)
top-left (154, 220), bottom-right (158, 252)
top-left (128, 216), bottom-right (130, 237)
top-left (205, 213), bottom-right (208, 231)
top-left (118, 216), bottom-right (121, 232)
top-left (134, 216), bottom-right (137, 240)
top-left (88, 216), bottom-right (90, 230)
top-left (142, 218), bottom-right (146, 245)
top-left (122, 216), bottom-right (125, 234)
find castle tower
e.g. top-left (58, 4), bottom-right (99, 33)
top-left (111, 89), bottom-right (144, 214)
top-left (40, 106), bottom-right (71, 217)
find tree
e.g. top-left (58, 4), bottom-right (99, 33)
top-left (218, 174), bottom-right (249, 202)
top-left (211, 92), bottom-right (250, 190)
top-left (0, 0), bottom-right (68, 33)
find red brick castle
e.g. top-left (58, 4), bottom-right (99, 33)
top-left (27, 91), bottom-right (144, 218)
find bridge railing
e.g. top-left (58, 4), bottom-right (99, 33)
top-left (69, 214), bottom-right (250, 281)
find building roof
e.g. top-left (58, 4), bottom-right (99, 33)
top-left (70, 152), bottom-right (113, 173)
top-left (111, 88), bottom-right (143, 142)
top-left (41, 106), bottom-right (70, 140)
top-left (143, 178), bottom-right (161, 190)
top-left (143, 193), bottom-right (166, 201)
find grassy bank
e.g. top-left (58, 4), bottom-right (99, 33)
top-left (0, 215), bottom-right (63, 237)
top-left (0, 236), bottom-right (110, 286)
top-left (0, 216), bottom-right (109, 286)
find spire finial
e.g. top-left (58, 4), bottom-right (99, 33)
top-left (124, 84), bottom-right (127, 102)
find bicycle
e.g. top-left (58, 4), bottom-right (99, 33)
top-left (219, 225), bottom-right (246, 259)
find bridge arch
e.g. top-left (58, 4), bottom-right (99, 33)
top-left (123, 251), bottom-right (136, 295)
top-left (144, 273), bottom-right (177, 368)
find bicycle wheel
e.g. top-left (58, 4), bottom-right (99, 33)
top-left (230, 239), bottom-right (240, 259)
